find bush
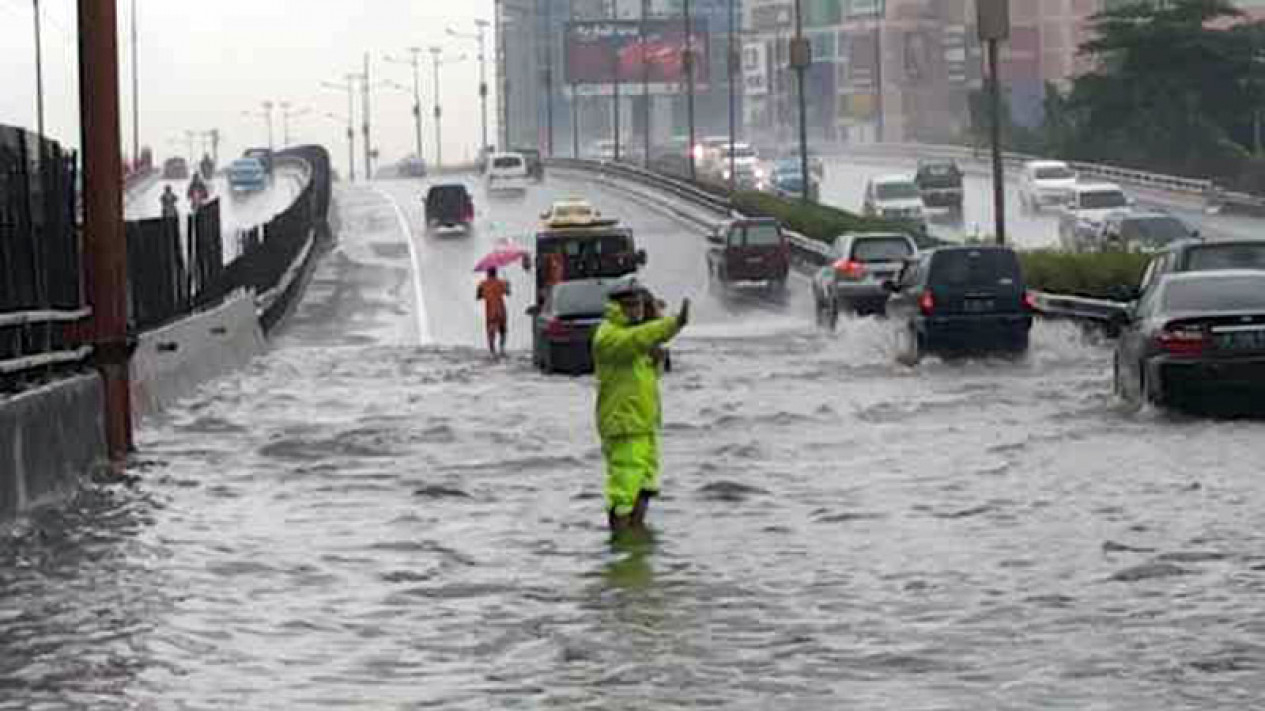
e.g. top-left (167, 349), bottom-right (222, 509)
top-left (731, 191), bottom-right (949, 249)
top-left (1019, 251), bottom-right (1150, 299)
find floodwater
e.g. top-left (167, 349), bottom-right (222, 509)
top-left (3, 174), bottom-right (1264, 710)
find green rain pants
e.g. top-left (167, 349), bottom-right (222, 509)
top-left (602, 434), bottom-right (660, 517)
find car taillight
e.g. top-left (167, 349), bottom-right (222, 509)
top-left (919, 290), bottom-right (935, 315)
top-left (1023, 290), bottom-right (1037, 312)
top-left (832, 258), bottom-right (865, 280)
top-left (544, 318), bottom-right (572, 338)
top-left (1157, 326), bottom-right (1206, 355)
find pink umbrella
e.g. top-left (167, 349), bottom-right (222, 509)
top-left (473, 244), bottom-right (529, 273)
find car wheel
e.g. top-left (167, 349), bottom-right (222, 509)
top-left (826, 299), bottom-right (840, 331)
top-left (1141, 369), bottom-right (1164, 408)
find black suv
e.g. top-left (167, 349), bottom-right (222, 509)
top-left (914, 160), bottom-right (964, 210)
top-left (423, 183), bottom-right (474, 232)
top-left (885, 245), bottom-right (1033, 364)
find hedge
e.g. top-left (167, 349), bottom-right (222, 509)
top-left (1018, 251), bottom-right (1149, 300)
top-left (731, 191), bottom-right (950, 250)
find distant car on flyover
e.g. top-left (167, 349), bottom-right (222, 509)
top-left (1114, 270), bottom-right (1265, 411)
top-left (227, 157), bottom-right (268, 195)
top-left (162, 156), bottom-right (189, 180)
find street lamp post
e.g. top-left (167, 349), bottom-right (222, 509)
top-left (385, 48), bottom-right (426, 164)
top-left (130, 0), bottom-right (139, 164)
top-left (362, 53), bottom-right (373, 179)
top-left (641, 0), bottom-right (651, 167)
top-left (728, 0), bottom-right (738, 190)
top-left (33, 0), bottom-right (45, 139)
top-left (791, 0), bottom-right (811, 201)
top-left (448, 20), bottom-right (491, 151)
top-left (685, 0), bottom-right (697, 180)
top-left (430, 47), bottom-right (444, 168)
top-left (978, 0), bottom-right (1009, 245)
top-left (321, 75), bottom-right (358, 181)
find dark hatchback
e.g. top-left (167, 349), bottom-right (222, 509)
top-left (424, 183), bottom-right (474, 231)
top-left (530, 278), bottom-right (614, 374)
top-left (1115, 270), bottom-right (1265, 412)
top-left (914, 160), bottom-right (964, 209)
top-left (706, 218), bottom-right (790, 295)
top-left (885, 246), bottom-right (1033, 363)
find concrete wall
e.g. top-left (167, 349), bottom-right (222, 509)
top-left (0, 375), bottom-right (106, 521)
top-left (131, 293), bottom-right (267, 421)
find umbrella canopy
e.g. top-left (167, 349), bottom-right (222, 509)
top-left (473, 243), bottom-right (529, 273)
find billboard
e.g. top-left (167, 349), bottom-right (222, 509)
top-left (565, 20), bottom-right (711, 95)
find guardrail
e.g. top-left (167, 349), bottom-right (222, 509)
top-left (550, 156), bottom-right (1134, 328)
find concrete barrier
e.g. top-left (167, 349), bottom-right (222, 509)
top-left (0, 375), bottom-right (106, 521)
top-left (130, 293), bottom-right (267, 421)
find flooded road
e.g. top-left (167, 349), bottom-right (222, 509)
top-left (3, 174), bottom-right (1265, 709)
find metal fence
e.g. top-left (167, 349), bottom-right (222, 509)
top-left (0, 124), bottom-right (91, 392)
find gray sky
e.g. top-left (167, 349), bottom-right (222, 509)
top-left (0, 0), bottom-right (495, 168)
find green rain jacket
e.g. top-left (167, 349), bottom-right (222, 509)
top-left (593, 301), bottom-right (683, 440)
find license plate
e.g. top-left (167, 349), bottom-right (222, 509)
top-left (1215, 330), bottom-right (1265, 350)
top-left (746, 257), bottom-right (766, 264)
top-left (964, 299), bottom-right (995, 313)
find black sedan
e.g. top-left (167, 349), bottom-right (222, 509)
top-left (1114, 270), bottom-right (1265, 411)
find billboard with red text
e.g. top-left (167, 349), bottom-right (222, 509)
top-left (564, 20), bottom-right (711, 95)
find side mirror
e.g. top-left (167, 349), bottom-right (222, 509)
top-left (882, 280), bottom-right (900, 293)
top-left (1191, 229), bottom-right (1202, 240)
top-left (521, 254), bottom-right (533, 271)
top-left (526, 305), bottom-right (540, 317)
top-left (637, 250), bottom-right (648, 266)
top-left (1107, 284), bottom-right (1140, 303)
top-left (707, 233), bottom-right (723, 245)
top-left (540, 211), bottom-right (549, 220)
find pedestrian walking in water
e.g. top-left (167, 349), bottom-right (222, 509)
top-left (160, 185), bottom-right (179, 219)
top-left (593, 277), bottom-right (690, 532)
top-left (476, 267), bottom-right (511, 357)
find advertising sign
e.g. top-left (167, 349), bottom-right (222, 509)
top-left (564, 19), bottom-right (711, 95)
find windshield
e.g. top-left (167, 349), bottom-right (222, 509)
top-left (875, 182), bottom-right (920, 200)
top-left (1035, 166), bottom-right (1075, 180)
top-left (550, 281), bottom-right (610, 316)
top-left (852, 238), bottom-right (914, 262)
top-left (1186, 243), bottom-right (1265, 270)
top-left (721, 147), bottom-right (757, 159)
top-left (930, 249), bottom-right (1021, 288)
top-left (553, 205), bottom-right (591, 219)
top-left (1121, 217), bottom-right (1189, 245)
top-left (741, 224), bottom-right (781, 247)
top-left (492, 157), bottom-right (522, 169)
top-left (1162, 275), bottom-right (1265, 312)
top-left (1079, 190), bottom-right (1127, 209)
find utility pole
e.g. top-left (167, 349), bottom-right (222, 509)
top-left (728, 0), bottom-right (737, 190)
top-left (430, 46), bottom-right (444, 168)
top-left (979, 0), bottom-right (1009, 245)
top-left (477, 20), bottom-right (490, 151)
top-left (791, 0), bottom-right (811, 200)
top-left (641, 0), bottom-right (651, 167)
top-left (280, 101), bottom-right (291, 147)
top-left (874, 10), bottom-right (884, 142)
top-left (77, 0), bottom-right (132, 461)
top-left (544, 0), bottom-right (555, 157)
top-left (130, 0), bottom-right (139, 165)
top-left (33, 0), bottom-right (45, 139)
top-left (685, 0), bottom-right (697, 180)
top-left (362, 53), bottom-right (372, 179)
top-left (411, 48), bottom-right (424, 163)
top-left (323, 76), bottom-right (357, 181)
top-left (610, 0), bottom-right (621, 162)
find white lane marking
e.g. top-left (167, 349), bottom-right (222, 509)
top-left (372, 185), bottom-right (433, 346)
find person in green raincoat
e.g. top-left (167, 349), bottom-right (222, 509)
top-left (593, 277), bottom-right (690, 531)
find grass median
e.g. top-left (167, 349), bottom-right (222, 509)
top-left (731, 190), bottom-right (947, 250)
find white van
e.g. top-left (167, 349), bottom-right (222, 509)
top-left (486, 152), bottom-right (529, 193)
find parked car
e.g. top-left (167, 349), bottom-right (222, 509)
top-left (162, 157), bottom-right (189, 180)
top-left (1057, 182), bottom-right (1131, 251)
top-left (914, 160), bottom-right (964, 210)
top-left (863, 175), bottom-right (927, 230)
top-left (885, 245), bottom-right (1034, 364)
top-left (1114, 270), bottom-right (1265, 411)
top-left (486, 152), bottom-right (529, 194)
top-left (529, 278), bottom-right (615, 374)
top-left (512, 147), bottom-right (545, 181)
top-left (423, 183), bottom-right (474, 232)
top-left (243, 147), bottom-right (274, 177)
top-left (1019, 160), bottom-right (1078, 211)
top-left (227, 157), bottom-right (268, 194)
top-left (1096, 210), bottom-right (1198, 253)
top-left (813, 232), bottom-right (919, 325)
top-left (1132, 238), bottom-right (1265, 302)
top-left (705, 217), bottom-right (790, 296)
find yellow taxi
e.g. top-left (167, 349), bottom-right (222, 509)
top-left (540, 198), bottom-right (603, 228)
